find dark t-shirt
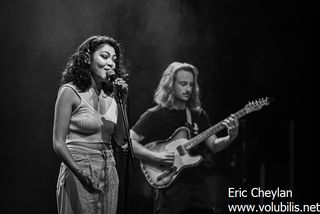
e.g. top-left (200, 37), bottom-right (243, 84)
top-left (132, 105), bottom-right (212, 183)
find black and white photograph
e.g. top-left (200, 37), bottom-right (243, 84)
top-left (1, 0), bottom-right (316, 213)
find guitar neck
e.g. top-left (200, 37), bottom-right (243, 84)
top-left (185, 108), bottom-right (248, 151)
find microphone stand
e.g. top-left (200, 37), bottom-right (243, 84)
top-left (115, 90), bottom-right (136, 214)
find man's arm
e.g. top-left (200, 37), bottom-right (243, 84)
top-left (130, 130), bottom-right (174, 165)
top-left (204, 115), bottom-right (239, 153)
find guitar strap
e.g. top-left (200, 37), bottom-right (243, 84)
top-left (186, 107), bottom-right (192, 125)
top-left (186, 107), bottom-right (200, 136)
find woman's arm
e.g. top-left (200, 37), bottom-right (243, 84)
top-left (113, 102), bottom-right (127, 147)
top-left (52, 87), bottom-right (81, 174)
top-left (112, 78), bottom-right (128, 147)
top-left (53, 87), bottom-right (102, 193)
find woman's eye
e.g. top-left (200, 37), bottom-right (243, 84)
top-left (101, 53), bottom-right (110, 59)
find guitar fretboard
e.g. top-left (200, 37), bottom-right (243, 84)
top-left (184, 108), bottom-right (248, 151)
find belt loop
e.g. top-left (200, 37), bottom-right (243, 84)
top-left (101, 150), bottom-right (107, 160)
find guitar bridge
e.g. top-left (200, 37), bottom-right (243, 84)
top-left (157, 166), bottom-right (177, 181)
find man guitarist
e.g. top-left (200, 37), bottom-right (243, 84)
top-left (130, 62), bottom-right (239, 214)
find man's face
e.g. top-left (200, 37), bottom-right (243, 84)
top-left (173, 69), bottom-right (194, 103)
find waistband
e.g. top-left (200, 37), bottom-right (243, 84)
top-left (67, 143), bottom-right (113, 154)
top-left (67, 141), bottom-right (112, 150)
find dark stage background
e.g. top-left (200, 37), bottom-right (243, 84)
top-left (1, 0), bottom-right (316, 213)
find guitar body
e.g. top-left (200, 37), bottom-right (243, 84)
top-left (139, 97), bottom-right (272, 189)
top-left (140, 127), bottom-right (202, 189)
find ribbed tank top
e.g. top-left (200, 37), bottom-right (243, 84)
top-left (60, 84), bottom-right (118, 144)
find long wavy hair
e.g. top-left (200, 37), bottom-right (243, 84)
top-left (154, 62), bottom-right (201, 110)
top-left (60, 35), bottom-right (127, 94)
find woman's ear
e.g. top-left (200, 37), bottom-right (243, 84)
top-left (84, 52), bottom-right (91, 64)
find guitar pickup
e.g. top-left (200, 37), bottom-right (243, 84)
top-left (176, 145), bottom-right (185, 156)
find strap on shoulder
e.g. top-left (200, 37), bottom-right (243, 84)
top-left (186, 107), bottom-right (192, 125)
top-left (59, 84), bottom-right (81, 99)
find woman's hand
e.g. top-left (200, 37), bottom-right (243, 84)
top-left (113, 77), bottom-right (128, 102)
top-left (76, 169), bottom-right (103, 194)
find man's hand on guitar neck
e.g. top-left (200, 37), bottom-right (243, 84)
top-left (222, 114), bottom-right (239, 141)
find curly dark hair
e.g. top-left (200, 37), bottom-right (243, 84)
top-left (60, 35), bottom-right (127, 94)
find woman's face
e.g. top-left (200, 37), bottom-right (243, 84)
top-left (89, 43), bottom-right (117, 82)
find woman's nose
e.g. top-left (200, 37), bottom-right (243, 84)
top-left (106, 59), bottom-right (115, 69)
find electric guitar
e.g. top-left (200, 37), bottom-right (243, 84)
top-left (140, 97), bottom-right (273, 189)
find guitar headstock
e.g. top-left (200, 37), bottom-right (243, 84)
top-left (244, 97), bottom-right (274, 113)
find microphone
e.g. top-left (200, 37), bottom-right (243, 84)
top-left (109, 72), bottom-right (117, 83)
top-left (107, 71), bottom-right (127, 95)
top-left (105, 69), bottom-right (116, 82)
